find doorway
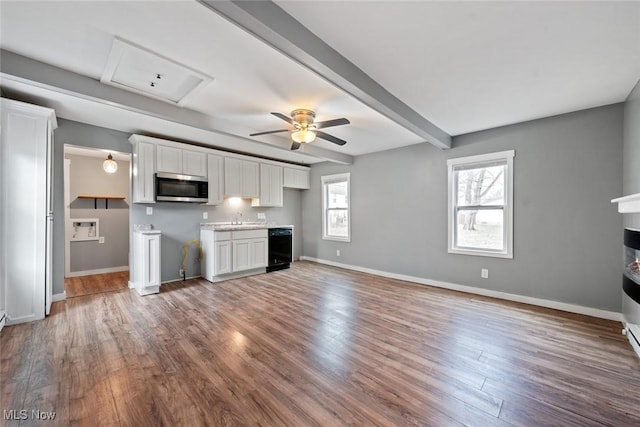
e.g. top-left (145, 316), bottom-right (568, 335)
top-left (63, 145), bottom-right (131, 297)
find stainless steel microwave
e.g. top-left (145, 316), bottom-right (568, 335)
top-left (155, 172), bottom-right (208, 203)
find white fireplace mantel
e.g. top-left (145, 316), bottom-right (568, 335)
top-left (611, 193), bottom-right (640, 214)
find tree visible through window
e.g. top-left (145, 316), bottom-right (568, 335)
top-left (322, 173), bottom-right (350, 242)
top-left (448, 151), bottom-right (514, 258)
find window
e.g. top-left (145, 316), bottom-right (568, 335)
top-left (322, 173), bottom-right (350, 242)
top-left (447, 150), bottom-right (514, 258)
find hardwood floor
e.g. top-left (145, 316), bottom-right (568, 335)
top-left (2, 261), bottom-right (640, 426)
top-left (64, 271), bottom-right (129, 298)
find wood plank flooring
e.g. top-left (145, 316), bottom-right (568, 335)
top-left (64, 271), bottom-right (129, 298)
top-left (2, 261), bottom-right (640, 426)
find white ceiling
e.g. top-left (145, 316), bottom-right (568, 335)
top-left (1, 1), bottom-right (639, 164)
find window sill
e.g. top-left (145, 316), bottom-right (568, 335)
top-left (449, 247), bottom-right (512, 259)
top-left (323, 236), bottom-right (351, 243)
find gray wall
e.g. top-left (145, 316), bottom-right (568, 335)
top-left (623, 79), bottom-right (640, 230)
top-left (130, 190), bottom-right (303, 282)
top-left (67, 154), bottom-right (130, 272)
top-left (302, 104), bottom-right (624, 312)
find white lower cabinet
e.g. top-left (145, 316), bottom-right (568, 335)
top-left (132, 230), bottom-right (161, 296)
top-left (201, 228), bottom-right (267, 282)
top-left (214, 240), bottom-right (232, 275)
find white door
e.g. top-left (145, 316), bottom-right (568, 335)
top-left (45, 122), bottom-right (54, 315)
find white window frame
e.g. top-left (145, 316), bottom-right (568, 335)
top-left (447, 150), bottom-right (514, 259)
top-left (322, 173), bottom-right (351, 242)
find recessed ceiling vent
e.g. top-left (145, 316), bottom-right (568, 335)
top-left (101, 37), bottom-right (213, 106)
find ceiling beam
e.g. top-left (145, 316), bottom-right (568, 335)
top-left (0, 49), bottom-right (354, 165)
top-left (197, 0), bottom-right (451, 149)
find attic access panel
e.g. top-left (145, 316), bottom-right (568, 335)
top-left (101, 37), bottom-right (213, 105)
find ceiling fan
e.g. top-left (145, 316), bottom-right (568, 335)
top-left (250, 109), bottom-right (350, 150)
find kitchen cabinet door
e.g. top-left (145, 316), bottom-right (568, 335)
top-left (182, 149), bottom-right (207, 177)
top-left (232, 240), bottom-right (252, 272)
top-left (224, 157), bottom-right (259, 198)
top-left (224, 157), bottom-right (242, 196)
top-left (156, 145), bottom-right (182, 174)
top-left (131, 140), bottom-right (156, 203)
top-left (214, 240), bottom-right (232, 275)
top-left (283, 167), bottom-right (310, 189)
top-left (254, 163), bottom-right (283, 207)
top-left (242, 160), bottom-right (259, 198)
top-left (250, 238), bottom-right (268, 268)
top-left (206, 154), bottom-right (224, 205)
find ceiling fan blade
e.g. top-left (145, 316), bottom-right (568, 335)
top-left (314, 118), bottom-right (350, 129)
top-left (316, 130), bottom-right (347, 146)
top-left (271, 112), bottom-right (294, 125)
top-left (290, 141), bottom-right (301, 151)
top-left (249, 129), bottom-right (289, 136)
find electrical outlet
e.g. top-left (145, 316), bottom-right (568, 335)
top-left (146, 207), bottom-right (153, 215)
top-left (98, 236), bottom-right (105, 244)
top-left (336, 249), bottom-right (341, 257)
top-left (481, 268), bottom-right (489, 279)
top-left (203, 212), bottom-right (208, 219)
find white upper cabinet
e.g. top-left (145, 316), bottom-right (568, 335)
top-left (206, 154), bottom-right (224, 205)
top-left (253, 163), bottom-right (283, 207)
top-left (224, 157), bottom-right (259, 198)
top-left (130, 137), bottom-right (156, 203)
top-left (183, 149), bottom-right (207, 177)
top-left (156, 145), bottom-right (182, 174)
top-left (130, 135), bottom-right (307, 205)
top-left (283, 167), bottom-right (310, 189)
top-left (157, 144), bottom-right (207, 177)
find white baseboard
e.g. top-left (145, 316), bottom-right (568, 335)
top-left (66, 266), bottom-right (129, 278)
top-left (300, 256), bottom-right (623, 322)
top-left (128, 281), bottom-right (135, 289)
top-left (52, 291), bottom-right (66, 302)
top-left (161, 275), bottom-right (201, 285)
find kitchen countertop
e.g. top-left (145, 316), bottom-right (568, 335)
top-left (200, 222), bottom-right (294, 231)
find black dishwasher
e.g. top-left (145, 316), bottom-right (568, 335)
top-left (267, 227), bottom-right (293, 272)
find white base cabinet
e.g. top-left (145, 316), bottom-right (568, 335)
top-left (201, 228), bottom-right (267, 282)
top-left (132, 230), bottom-right (161, 295)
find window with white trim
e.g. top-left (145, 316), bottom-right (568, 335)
top-left (322, 173), bottom-right (350, 242)
top-left (447, 150), bottom-right (514, 258)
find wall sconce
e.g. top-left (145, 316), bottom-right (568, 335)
top-left (103, 153), bottom-right (118, 174)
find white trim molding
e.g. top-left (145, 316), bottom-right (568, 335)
top-left (447, 150), bottom-right (515, 259)
top-left (611, 193), bottom-right (640, 213)
top-left (321, 172), bottom-right (351, 243)
top-left (66, 266), bottom-right (129, 278)
top-left (300, 256), bottom-right (623, 322)
top-left (52, 292), bottom-right (66, 302)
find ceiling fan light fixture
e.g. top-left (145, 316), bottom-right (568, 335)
top-left (103, 153), bottom-right (118, 174)
top-left (291, 129), bottom-right (316, 144)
